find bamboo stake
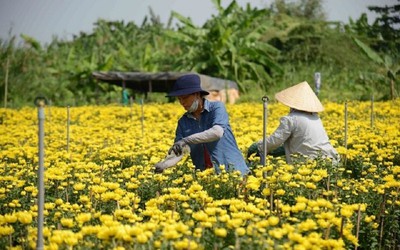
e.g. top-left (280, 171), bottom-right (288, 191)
top-left (4, 57), bottom-right (9, 108)
top-left (324, 225), bottom-right (331, 240)
top-left (270, 192), bottom-right (274, 213)
top-left (67, 106), bottom-right (70, 152)
top-left (340, 216), bottom-right (345, 239)
top-left (370, 95), bottom-right (374, 129)
top-left (141, 98), bottom-right (144, 137)
top-left (344, 102), bottom-right (348, 149)
top-left (35, 97), bottom-right (46, 250)
top-left (379, 216), bottom-right (384, 250)
top-left (129, 96), bottom-right (134, 119)
top-left (47, 100), bottom-right (52, 137)
top-left (327, 174), bottom-right (330, 192)
top-left (378, 194), bottom-right (386, 250)
top-left (262, 96), bottom-right (269, 168)
top-left (235, 231), bottom-right (240, 250)
top-left (344, 102), bottom-right (348, 167)
top-left (355, 205), bottom-right (361, 250)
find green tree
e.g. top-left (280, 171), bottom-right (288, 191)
top-left (164, 0), bottom-right (282, 93)
top-left (272, 0), bottom-right (326, 20)
top-left (353, 37), bottom-right (399, 100)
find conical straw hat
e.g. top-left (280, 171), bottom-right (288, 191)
top-left (275, 81), bottom-right (324, 112)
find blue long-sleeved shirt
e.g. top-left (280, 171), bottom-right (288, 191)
top-left (174, 99), bottom-right (249, 176)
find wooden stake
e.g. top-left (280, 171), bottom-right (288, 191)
top-left (4, 57), bottom-right (9, 108)
top-left (371, 95), bottom-right (374, 129)
top-left (344, 102), bottom-right (348, 167)
top-left (355, 205), bottom-right (361, 250)
top-left (67, 106), bottom-right (70, 152)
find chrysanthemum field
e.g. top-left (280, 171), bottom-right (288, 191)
top-left (0, 100), bottom-right (399, 250)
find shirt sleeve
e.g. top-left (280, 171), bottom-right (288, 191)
top-left (257, 116), bottom-right (293, 152)
top-left (183, 125), bottom-right (224, 144)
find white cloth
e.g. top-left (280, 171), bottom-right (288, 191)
top-left (257, 110), bottom-right (339, 164)
top-left (155, 125), bottom-right (224, 171)
top-left (154, 145), bottom-right (189, 171)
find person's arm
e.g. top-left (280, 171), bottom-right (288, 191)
top-left (183, 125), bottom-right (224, 144)
top-left (256, 116), bottom-right (293, 153)
top-left (169, 125), bottom-right (223, 156)
top-left (169, 101), bottom-right (226, 155)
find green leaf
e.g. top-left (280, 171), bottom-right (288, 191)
top-left (171, 11), bottom-right (196, 28)
top-left (352, 37), bottom-right (384, 65)
top-left (99, 55), bottom-right (114, 71)
top-left (20, 34), bottom-right (42, 51)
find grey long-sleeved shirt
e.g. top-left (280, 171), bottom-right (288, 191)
top-left (256, 110), bottom-right (339, 164)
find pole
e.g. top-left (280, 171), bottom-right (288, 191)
top-left (344, 101), bottom-right (348, 167)
top-left (35, 97), bottom-right (46, 250)
top-left (262, 96), bottom-right (269, 167)
top-left (314, 72), bottom-right (321, 96)
top-left (344, 102), bottom-right (348, 149)
top-left (67, 106), bottom-right (70, 152)
top-left (4, 57), bottom-right (9, 108)
top-left (130, 96), bottom-right (134, 119)
top-left (141, 98), bottom-right (144, 137)
top-left (370, 95), bottom-right (374, 129)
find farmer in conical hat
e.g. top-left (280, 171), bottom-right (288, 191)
top-left (155, 74), bottom-right (249, 176)
top-left (247, 81), bottom-right (339, 164)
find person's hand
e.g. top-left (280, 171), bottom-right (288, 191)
top-left (154, 162), bottom-right (166, 173)
top-left (168, 140), bottom-right (187, 156)
top-left (247, 142), bottom-right (260, 159)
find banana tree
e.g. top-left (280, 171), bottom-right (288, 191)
top-left (164, 0), bottom-right (283, 93)
top-left (353, 37), bottom-right (399, 100)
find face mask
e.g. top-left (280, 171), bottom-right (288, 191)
top-left (188, 98), bottom-right (199, 113)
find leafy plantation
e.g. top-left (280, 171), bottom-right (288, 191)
top-left (0, 0), bottom-right (399, 107)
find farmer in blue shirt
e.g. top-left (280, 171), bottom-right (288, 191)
top-left (154, 74), bottom-right (249, 176)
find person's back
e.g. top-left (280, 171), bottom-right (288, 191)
top-left (248, 81), bottom-right (340, 165)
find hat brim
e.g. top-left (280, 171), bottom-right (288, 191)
top-left (275, 81), bottom-right (324, 112)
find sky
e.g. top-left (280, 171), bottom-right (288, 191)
top-left (0, 0), bottom-right (396, 45)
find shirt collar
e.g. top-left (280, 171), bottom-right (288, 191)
top-left (203, 98), bottom-right (211, 112)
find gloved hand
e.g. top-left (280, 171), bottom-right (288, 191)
top-left (154, 162), bottom-right (166, 173)
top-left (247, 142), bottom-right (260, 159)
top-left (168, 140), bottom-right (187, 156)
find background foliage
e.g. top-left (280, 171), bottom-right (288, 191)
top-left (0, 0), bottom-right (399, 107)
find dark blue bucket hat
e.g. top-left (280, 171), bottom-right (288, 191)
top-left (167, 74), bottom-right (209, 97)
